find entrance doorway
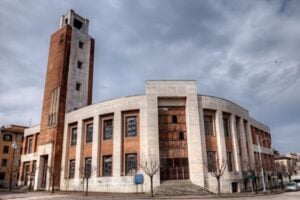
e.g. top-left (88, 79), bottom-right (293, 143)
top-left (159, 106), bottom-right (189, 181)
top-left (232, 182), bottom-right (238, 193)
top-left (40, 155), bottom-right (48, 189)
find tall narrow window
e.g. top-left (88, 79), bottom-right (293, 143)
top-left (172, 115), bottom-right (178, 123)
top-left (103, 119), bottom-right (113, 140)
top-left (71, 127), bottom-right (77, 146)
top-left (1, 159), bottom-right (7, 167)
top-left (48, 87), bottom-right (59, 127)
top-left (76, 82), bottom-right (81, 91)
top-left (77, 61), bottom-right (82, 69)
top-left (69, 160), bottom-right (75, 178)
top-left (78, 41), bottom-right (84, 49)
top-left (85, 157), bottom-right (92, 178)
top-left (204, 115), bottom-right (214, 136)
top-left (125, 153), bottom-right (137, 175)
top-left (27, 138), bottom-right (33, 153)
top-left (0, 172), bottom-right (5, 181)
top-left (126, 116), bottom-right (137, 137)
top-left (207, 151), bottom-right (217, 172)
top-left (179, 132), bottom-right (184, 140)
top-left (3, 146), bottom-right (9, 154)
top-left (223, 117), bottom-right (230, 137)
top-left (103, 155), bottom-right (112, 176)
top-left (86, 123), bottom-right (93, 143)
top-left (227, 152), bottom-right (233, 172)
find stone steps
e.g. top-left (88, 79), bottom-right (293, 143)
top-left (154, 180), bottom-right (214, 196)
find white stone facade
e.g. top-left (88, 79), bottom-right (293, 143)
top-left (58, 80), bottom-right (274, 193)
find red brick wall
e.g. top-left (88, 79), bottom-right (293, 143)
top-left (39, 25), bottom-right (72, 187)
top-left (121, 110), bottom-right (140, 176)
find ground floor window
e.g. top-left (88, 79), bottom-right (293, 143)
top-left (84, 157), bottom-right (92, 178)
top-left (125, 153), bottom-right (137, 175)
top-left (103, 155), bottom-right (112, 176)
top-left (207, 151), bottom-right (217, 172)
top-left (69, 160), bottom-right (75, 178)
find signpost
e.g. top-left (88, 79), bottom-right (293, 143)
top-left (134, 174), bottom-right (144, 193)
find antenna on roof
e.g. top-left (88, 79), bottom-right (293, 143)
top-left (28, 118), bottom-right (32, 127)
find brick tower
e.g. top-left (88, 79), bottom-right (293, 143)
top-left (37, 10), bottom-right (94, 190)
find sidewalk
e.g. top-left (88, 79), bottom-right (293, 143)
top-left (0, 189), bottom-right (286, 200)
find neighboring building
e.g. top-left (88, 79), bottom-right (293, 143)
top-left (19, 10), bottom-right (274, 193)
top-left (18, 125), bottom-right (39, 188)
top-left (0, 125), bottom-right (27, 188)
top-left (274, 152), bottom-right (300, 181)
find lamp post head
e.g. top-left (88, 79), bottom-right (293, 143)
top-left (11, 141), bottom-right (18, 149)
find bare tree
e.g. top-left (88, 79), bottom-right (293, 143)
top-left (140, 155), bottom-right (160, 197)
top-left (79, 165), bottom-right (97, 196)
top-left (207, 153), bottom-right (227, 194)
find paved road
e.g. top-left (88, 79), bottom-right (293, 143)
top-left (1, 191), bottom-right (300, 200)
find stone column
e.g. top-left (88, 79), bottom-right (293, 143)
top-left (215, 110), bottom-right (227, 166)
top-left (75, 120), bottom-right (83, 178)
top-left (230, 115), bottom-right (241, 172)
top-left (186, 93), bottom-right (206, 187)
top-left (239, 119), bottom-right (249, 169)
top-left (113, 111), bottom-right (121, 177)
top-left (246, 123), bottom-right (255, 169)
top-left (91, 116), bottom-right (99, 178)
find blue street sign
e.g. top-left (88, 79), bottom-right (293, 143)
top-left (134, 174), bottom-right (144, 184)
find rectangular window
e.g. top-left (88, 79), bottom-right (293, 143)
top-left (85, 157), bottom-right (92, 178)
top-left (227, 152), bottom-right (233, 172)
top-left (76, 82), bottom-right (81, 91)
top-left (0, 172), bottom-right (5, 181)
top-left (204, 115), bottom-right (214, 136)
top-left (223, 116), bottom-right (230, 137)
top-left (78, 41), bottom-right (84, 49)
top-left (86, 123), bottom-right (93, 143)
top-left (69, 160), bottom-right (75, 178)
top-left (71, 127), bottom-right (77, 146)
top-left (1, 159), bottom-right (7, 167)
top-left (103, 155), bottom-right (112, 176)
top-left (103, 119), bottom-right (113, 140)
top-left (77, 61), bottom-right (82, 69)
top-left (3, 146), bottom-right (9, 154)
top-left (125, 153), bottom-right (137, 175)
top-left (207, 151), bottom-right (217, 172)
top-left (3, 134), bottom-right (12, 141)
top-left (126, 116), bottom-right (137, 137)
top-left (27, 138), bottom-right (33, 153)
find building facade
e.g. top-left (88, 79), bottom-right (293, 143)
top-left (0, 125), bottom-right (26, 188)
top-left (58, 80), bottom-right (274, 193)
top-left (274, 153), bottom-right (300, 182)
top-left (19, 10), bottom-right (274, 193)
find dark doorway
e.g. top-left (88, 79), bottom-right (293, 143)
top-left (232, 182), bottom-right (238, 193)
top-left (159, 106), bottom-right (189, 181)
top-left (40, 155), bottom-right (48, 188)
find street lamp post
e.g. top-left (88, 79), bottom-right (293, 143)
top-left (9, 141), bottom-right (18, 191)
top-left (256, 135), bottom-right (272, 193)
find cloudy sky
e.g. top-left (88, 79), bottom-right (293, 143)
top-left (0, 0), bottom-right (299, 153)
